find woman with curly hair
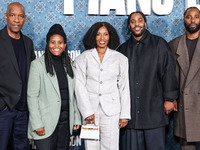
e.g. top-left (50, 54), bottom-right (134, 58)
top-left (27, 24), bottom-right (81, 150)
top-left (75, 22), bottom-right (131, 150)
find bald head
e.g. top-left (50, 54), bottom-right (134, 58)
top-left (6, 2), bottom-right (25, 15)
top-left (4, 2), bottom-right (26, 39)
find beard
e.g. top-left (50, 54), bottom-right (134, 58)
top-left (131, 25), bottom-right (146, 37)
top-left (184, 21), bottom-right (200, 34)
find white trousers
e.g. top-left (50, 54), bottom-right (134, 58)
top-left (84, 105), bottom-right (120, 150)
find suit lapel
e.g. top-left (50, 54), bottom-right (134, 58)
top-left (46, 72), bottom-right (61, 98)
top-left (185, 37), bottom-right (200, 87)
top-left (91, 48), bottom-right (101, 64)
top-left (2, 28), bottom-right (21, 77)
top-left (67, 74), bottom-right (73, 102)
top-left (41, 58), bottom-right (60, 98)
top-left (23, 35), bottom-right (30, 75)
top-left (91, 48), bottom-right (112, 64)
top-left (176, 34), bottom-right (190, 77)
top-left (101, 47), bottom-right (112, 64)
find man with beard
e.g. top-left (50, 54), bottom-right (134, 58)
top-left (169, 7), bottom-right (200, 150)
top-left (117, 11), bottom-right (178, 150)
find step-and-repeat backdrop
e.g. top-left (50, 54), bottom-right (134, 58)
top-left (0, 0), bottom-right (200, 150)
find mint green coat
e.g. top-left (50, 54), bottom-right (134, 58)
top-left (27, 55), bottom-right (81, 140)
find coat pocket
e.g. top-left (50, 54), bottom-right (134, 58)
top-left (111, 92), bottom-right (120, 102)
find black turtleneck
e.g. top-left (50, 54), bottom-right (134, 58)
top-left (51, 54), bottom-right (69, 114)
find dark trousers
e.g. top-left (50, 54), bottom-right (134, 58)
top-left (34, 111), bottom-right (70, 150)
top-left (0, 108), bottom-right (30, 150)
top-left (124, 126), bottom-right (166, 150)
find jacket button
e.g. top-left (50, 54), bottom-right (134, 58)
top-left (99, 81), bottom-right (103, 84)
top-left (18, 94), bottom-right (21, 97)
top-left (99, 93), bottom-right (102, 96)
top-left (100, 68), bottom-right (103, 71)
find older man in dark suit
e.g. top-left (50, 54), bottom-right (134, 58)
top-left (0, 2), bottom-right (35, 150)
top-left (169, 7), bottom-right (200, 150)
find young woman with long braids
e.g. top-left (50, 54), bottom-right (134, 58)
top-left (27, 24), bottom-right (81, 150)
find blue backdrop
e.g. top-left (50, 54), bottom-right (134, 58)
top-left (0, 0), bottom-right (186, 52)
top-left (0, 0), bottom-right (198, 149)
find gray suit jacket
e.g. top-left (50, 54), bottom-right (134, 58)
top-left (75, 48), bottom-right (131, 120)
top-left (169, 34), bottom-right (200, 142)
top-left (27, 55), bottom-right (81, 140)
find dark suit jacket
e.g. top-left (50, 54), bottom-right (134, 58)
top-left (0, 26), bottom-right (35, 110)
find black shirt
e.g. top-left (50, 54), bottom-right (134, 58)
top-left (10, 36), bottom-right (27, 111)
top-left (186, 37), bottom-right (198, 63)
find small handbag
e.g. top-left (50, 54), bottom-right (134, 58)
top-left (80, 124), bottom-right (99, 140)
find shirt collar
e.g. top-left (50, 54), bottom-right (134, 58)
top-left (130, 30), bottom-right (149, 44)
